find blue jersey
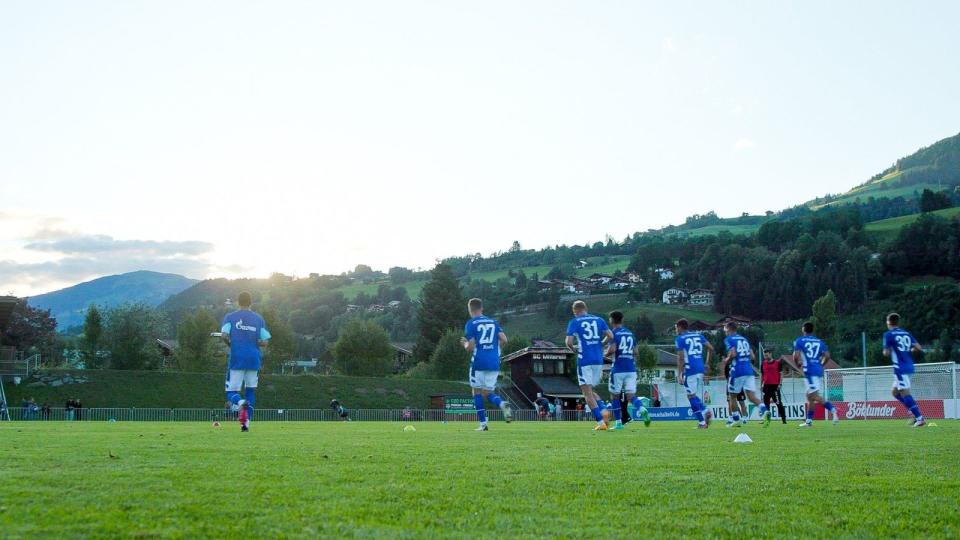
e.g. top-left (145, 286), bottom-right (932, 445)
top-left (464, 316), bottom-right (502, 371)
top-left (723, 334), bottom-right (754, 377)
top-left (610, 327), bottom-right (636, 374)
top-left (793, 335), bottom-right (828, 376)
top-left (675, 332), bottom-right (708, 376)
top-left (883, 328), bottom-right (918, 375)
top-left (221, 310), bottom-right (271, 370)
top-left (566, 314), bottom-right (610, 366)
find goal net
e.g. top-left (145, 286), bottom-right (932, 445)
top-left (823, 362), bottom-right (959, 420)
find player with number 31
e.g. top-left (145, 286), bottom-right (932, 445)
top-left (565, 300), bottom-right (615, 430)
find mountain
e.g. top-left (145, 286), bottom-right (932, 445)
top-left (29, 271), bottom-right (199, 329)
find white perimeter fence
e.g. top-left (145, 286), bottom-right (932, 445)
top-left (3, 363), bottom-right (956, 422)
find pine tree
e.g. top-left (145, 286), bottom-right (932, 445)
top-left (82, 305), bottom-right (104, 368)
top-left (811, 289), bottom-right (838, 345)
top-left (413, 263), bottom-right (466, 362)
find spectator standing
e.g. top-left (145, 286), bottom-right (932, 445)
top-left (65, 399), bottom-right (75, 421)
top-left (554, 397), bottom-right (563, 421)
top-left (41, 402), bottom-right (51, 421)
top-left (74, 398), bottom-right (83, 421)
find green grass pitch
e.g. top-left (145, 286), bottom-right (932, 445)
top-left (1, 421), bottom-right (958, 538)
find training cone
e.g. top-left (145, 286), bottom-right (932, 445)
top-left (733, 433), bottom-right (753, 444)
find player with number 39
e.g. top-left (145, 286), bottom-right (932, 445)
top-left (883, 313), bottom-right (926, 427)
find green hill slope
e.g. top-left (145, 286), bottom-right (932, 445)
top-left (864, 207), bottom-right (960, 240)
top-left (810, 131), bottom-right (960, 208)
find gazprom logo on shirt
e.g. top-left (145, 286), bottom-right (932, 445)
top-left (235, 319), bottom-right (257, 332)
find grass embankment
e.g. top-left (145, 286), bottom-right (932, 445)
top-left (5, 370), bottom-right (468, 409)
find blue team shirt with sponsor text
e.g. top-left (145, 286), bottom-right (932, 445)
top-left (793, 335), bottom-right (828, 376)
top-left (566, 314), bottom-right (610, 366)
top-left (723, 333), bottom-right (754, 378)
top-left (675, 332), bottom-right (708, 376)
top-left (610, 326), bottom-right (636, 374)
top-left (221, 310), bottom-right (271, 370)
top-left (883, 328), bottom-right (918, 375)
top-left (464, 316), bottom-right (502, 372)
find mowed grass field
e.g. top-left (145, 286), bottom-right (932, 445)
top-left (2, 421), bottom-right (958, 539)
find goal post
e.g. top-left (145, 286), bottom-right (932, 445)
top-left (823, 362), bottom-right (959, 420)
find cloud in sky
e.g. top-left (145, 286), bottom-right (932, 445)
top-left (733, 138), bottom-right (756, 151)
top-left (0, 217), bottom-right (233, 296)
top-left (24, 234), bottom-right (213, 257)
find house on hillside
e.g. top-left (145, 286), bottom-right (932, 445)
top-left (390, 342), bottom-right (415, 373)
top-left (586, 273), bottom-right (613, 285)
top-left (716, 315), bottom-right (753, 328)
top-left (387, 300), bottom-right (402, 309)
top-left (346, 304), bottom-right (361, 313)
top-left (662, 288), bottom-right (689, 305)
top-left (575, 260), bottom-right (589, 269)
top-left (569, 278), bottom-right (597, 293)
top-left (625, 271), bottom-right (643, 283)
top-left (651, 348), bottom-right (682, 381)
top-left (655, 268), bottom-right (675, 280)
top-left (608, 277), bottom-right (632, 290)
top-left (537, 280), bottom-right (555, 290)
top-left (367, 304), bottom-right (386, 313)
top-left (689, 289), bottom-right (715, 307)
top-left (687, 320), bottom-right (716, 332)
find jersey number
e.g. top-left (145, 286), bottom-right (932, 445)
top-left (618, 335), bottom-right (634, 355)
top-left (736, 340), bottom-right (751, 356)
top-left (580, 321), bottom-right (599, 340)
top-left (684, 338), bottom-right (703, 357)
top-left (477, 324), bottom-right (496, 345)
top-left (894, 335), bottom-right (912, 352)
top-left (803, 342), bottom-right (821, 360)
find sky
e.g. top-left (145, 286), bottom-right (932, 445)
top-left (2, 1), bottom-right (959, 297)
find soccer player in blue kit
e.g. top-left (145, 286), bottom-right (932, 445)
top-left (721, 322), bottom-right (770, 427)
top-left (220, 292), bottom-right (271, 432)
top-left (674, 318), bottom-right (715, 429)
top-left (606, 311), bottom-right (651, 430)
top-left (883, 313), bottom-right (927, 427)
top-left (793, 321), bottom-right (839, 427)
top-left (565, 300), bottom-right (615, 431)
top-left (462, 298), bottom-right (513, 431)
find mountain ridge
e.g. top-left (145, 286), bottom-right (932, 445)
top-left (28, 270), bottom-right (199, 329)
